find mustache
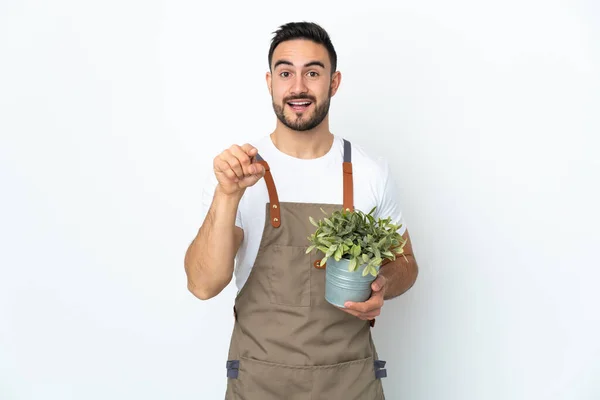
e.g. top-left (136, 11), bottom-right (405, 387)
top-left (284, 95), bottom-right (316, 103)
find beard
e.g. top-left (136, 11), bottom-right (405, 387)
top-left (272, 91), bottom-right (331, 132)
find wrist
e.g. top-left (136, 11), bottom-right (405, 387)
top-left (215, 185), bottom-right (244, 203)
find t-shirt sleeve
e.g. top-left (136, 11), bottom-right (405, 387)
top-left (374, 158), bottom-right (407, 236)
top-left (198, 170), bottom-right (243, 230)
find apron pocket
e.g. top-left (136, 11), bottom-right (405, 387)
top-left (267, 245), bottom-right (311, 307)
top-left (233, 356), bottom-right (312, 400)
top-left (311, 356), bottom-right (384, 400)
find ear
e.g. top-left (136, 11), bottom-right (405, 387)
top-left (266, 71), bottom-right (272, 96)
top-left (329, 71), bottom-right (342, 97)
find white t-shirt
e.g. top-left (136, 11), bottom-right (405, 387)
top-left (199, 134), bottom-right (407, 293)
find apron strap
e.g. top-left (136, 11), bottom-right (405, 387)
top-left (256, 138), bottom-right (354, 228)
top-left (255, 153), bottom-right (281, 228)
top-left (342, 139), bottom-right (354, 212)
top-left (343, 140), bottom-right (374, 328)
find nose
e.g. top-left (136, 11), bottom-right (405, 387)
top-left (290, 74), bottom-right (308, 95)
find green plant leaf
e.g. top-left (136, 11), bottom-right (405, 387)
top-left (334, 246), bottom-right (343, 261)
top-left (306, 206), bottom-right (404, 271)
top-left (362, 265), bottom-right (370, 276)
top-left (349, 257), bottom-right (357, 271)
top-left (320, 238), bottom-right (333, 247)
top-left (326, 244), bottom-right (337, 257)
top-left (377, 237), bottom-right (388, 248)
top-left (317, 246), bottom-right (329, 254)
top-left (351, 244), bottom-right (361, 257)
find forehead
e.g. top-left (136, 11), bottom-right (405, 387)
top-left (271, 39), bottom-right (330, 69)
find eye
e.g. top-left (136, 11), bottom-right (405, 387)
top-left (279, 71), bottom-right (291, 78)
top-left (307, 71), bottom-right (319, 78)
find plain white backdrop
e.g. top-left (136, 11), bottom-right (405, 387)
top-left (1, 0), bottom-right (599, 399)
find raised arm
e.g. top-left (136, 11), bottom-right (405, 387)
top-left (184, 144), bottom-right (265, 300)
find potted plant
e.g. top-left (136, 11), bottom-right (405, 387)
top-left (306, 206), bottom-right (407, 308)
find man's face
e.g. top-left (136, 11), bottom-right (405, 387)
top-left (267, 39), bottom-right (341, 131)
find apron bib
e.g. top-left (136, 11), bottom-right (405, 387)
top-left (224, 140), bottom-right (388, 399)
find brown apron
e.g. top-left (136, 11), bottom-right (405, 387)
top-left (224, 139), bottom-right (387, 400)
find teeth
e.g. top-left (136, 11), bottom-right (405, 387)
top-left (290, 102), bottom-right (311, 106)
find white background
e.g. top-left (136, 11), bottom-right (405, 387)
top-left (1, 0), bottom-right (599, 399)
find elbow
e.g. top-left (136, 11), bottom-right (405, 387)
top-left (184, 253), bottom-right (234, 300)
top-left (407, 259), bottom-right (419, 290)
top-left (400, 256), bottom-right (419, 294)
top-left (186, 275), bottom-right (231, 301)
top-left (184, 266), bottom-right (215, 300)
top-left (184, 257), bottom-right (216, 300)
top-left (188, 283), bottom-right (216, 300)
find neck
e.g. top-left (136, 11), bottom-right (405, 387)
top-left (271, 117), bottom-right (334, 159)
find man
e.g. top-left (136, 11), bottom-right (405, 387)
top-left (184, 21), bottom-right (418, 400)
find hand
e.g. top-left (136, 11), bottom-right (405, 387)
top-left (213, 144), bottom-right (265, 196)
top-left (339, 274), bottom-right (387, 321)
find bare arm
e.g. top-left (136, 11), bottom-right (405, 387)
top-left (379, 230), bottom-right (418, 300)
top-left (184, 143), bottom-right (265, 300)
top-left (184, 188), bottom-right (245, 300)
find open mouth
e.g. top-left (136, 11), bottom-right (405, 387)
top-left (287, 100), bottom-right (313, 112)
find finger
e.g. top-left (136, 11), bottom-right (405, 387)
top-left (344, 292), bottom-right (384, 313)
top-left (214, 158), bottom-right (240, 182)
top-left (240, 144), bottom-right (265, 172)
top-left (246, 150), bottom-right (264, 176)
top-left (240, 143), bottom-right (258, 158)
top-left (371, 275), bottom-right (387, 292)
top-left (239, 164), bottom-right (266, 187)
top-left (363, 308), bottom-right (381, 319)
top-left (337, 306), bottom-right (369, 320)
top-left (250, 163), bottom-right (265, 180)
top-left (221, 152), bottom-right (245, 180)
top-left (229, 145), bottom-right (255, 176)
top-left (338, 304), bottom-right (381, 320)
top-left (252, 162), bottom-right (265, 176)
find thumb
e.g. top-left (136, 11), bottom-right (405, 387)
top-left (253, 163), bottom-right (266, 179)
top-left (241, 163), bottom-right (265, 187)
top-left (372, 275), bottom-right (387, 292)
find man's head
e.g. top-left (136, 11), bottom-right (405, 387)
top-left (266, 22), bottom-right (341, 132)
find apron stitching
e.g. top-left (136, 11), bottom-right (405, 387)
top-left (239, 355), bottom-right (373, 369)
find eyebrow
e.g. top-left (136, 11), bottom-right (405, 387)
top-left (273, 60), bottom-right (326, 70)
